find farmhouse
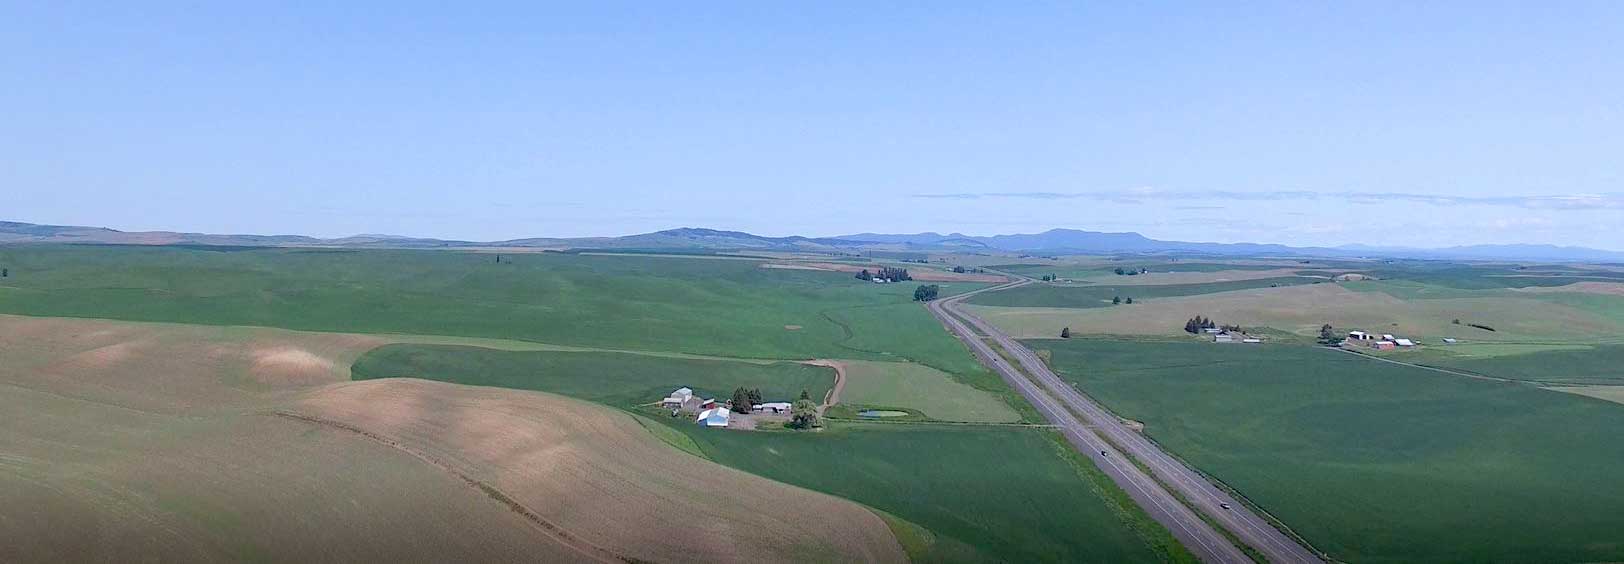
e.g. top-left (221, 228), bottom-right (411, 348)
top-left (696, 408), bottom-right (731, 428)
top-left (753, 401), bottom-right (792, 414)
top-left (1348, 331), bottom-right (1369, 340)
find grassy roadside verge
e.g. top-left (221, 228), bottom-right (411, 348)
top-left (1047, 432), bottom-right (1198, 564)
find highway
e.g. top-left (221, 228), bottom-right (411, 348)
top-left (926, 280), bottom-right (1251, 564)
top-left (928, 277), bottom-right (1323, 564)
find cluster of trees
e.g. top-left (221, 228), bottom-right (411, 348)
top-left (729, 387), bottom-right (763, 414)
top-left (1112, 296), bottom-right (1134, 305)
top-left (1060, 327), bottom-right (1071, 338)
top-left (1040, 274), bottom-right (1059, 281)
top-left (1, 268), bottom-right (7, 278)
top-left (1318, 324), bottom-right (1344, 345)
top-left (789, 390), bottom-right (819, 429)
top-left (913, 284), bottom-right (940, 302)
top-left (1183, 316), bottom-right (1218, 333)
top-left (855, 266), bottom-right (912, 282)
top-left (1113, 267), bottom-right (1150, 276)
top-left (950, 266), bottom-right (985, 274)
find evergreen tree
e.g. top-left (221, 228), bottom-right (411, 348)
top-left (856, 269), bottom-right (872, 281)
top-left (1112, 296), bottom-right (1121, 305)
top-left (1060, 327), bottom-right (1071, 339)
top-left (730, 387), bottom-right (753, 413)
top-left (1125, 297), bottom-right (1133, 304)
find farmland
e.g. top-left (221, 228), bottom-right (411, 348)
top-left (0, 246), bottom-right (1187, 562)
top-left (1037, 339), bottom-right (1624, 563)
top-left (0, 315), bottom-right (903, 562)
top-left (832, 360), bottom-right (1020, 423)
top-left (347, 343), bottom-right (1178, 561)
top-left (352, 344), bottom-right (835, 408)
top-left (966, 276), bottom-right (1319, 308)
top-left (1411, 344), bottom-right (1624, 385)
top-left (0, 245), bottom-right (989, 371)
top-left (968, 281), bottom-right (1624, 342)
top-left (652, 418), bottom-right (1185, 563)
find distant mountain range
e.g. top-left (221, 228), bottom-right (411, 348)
top-left (4, 220), bottom-right (1621, 263)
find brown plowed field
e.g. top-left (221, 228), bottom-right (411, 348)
top-left (0, 315), bottom-right (903, 563)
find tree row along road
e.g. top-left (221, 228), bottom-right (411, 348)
top-left (930, 278), bottom-right (1323, 564)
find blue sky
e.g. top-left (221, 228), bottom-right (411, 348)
top-left (5, 2), bottom-right (1622, 248)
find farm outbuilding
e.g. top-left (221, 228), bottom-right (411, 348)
top-left (1214, 333), bottom-right (1235, 343)
top-left (661, 387), bottom-right (694, 408)
top-left (753, 402), bottom-right (792, 414)
top-left (696, 408), bottom-right (731, 428)
top-left (1374, 341), bottom-right (1396, 351)
top-left (1394, 338), bottom-right (1415, 347)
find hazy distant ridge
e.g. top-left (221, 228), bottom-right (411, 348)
top-left (4, 221), bottom-right (1620, 262)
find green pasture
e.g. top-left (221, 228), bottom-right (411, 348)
top-left (1037, 339), bottom-right (1624, 564)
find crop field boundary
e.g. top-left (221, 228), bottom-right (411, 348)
top-left (264, 410), bottom-right (628, 564)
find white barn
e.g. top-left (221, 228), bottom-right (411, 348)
top-left (661, 387), bottom-right (694, 408)
top-left (753, 402), bottom-right (793, 414)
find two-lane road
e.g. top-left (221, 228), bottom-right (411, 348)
top-left (931, 277), bottom-right (1323, 563)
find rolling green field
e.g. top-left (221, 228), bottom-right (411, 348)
top-left (1412, 344), bottom-right (1624, 385)
top-left (654, 419), bottom-right (1186, 563)
top-left (837, 360), bottom-right (1020, 423)
top-left (0, 246), bottom-right (987, 375)
top-left (352, 344), bottom-right (834, 407)
top-left (348, 344), bottom-right (1183, 563)
top-left (966, 276), bottom-right (1318, 308)
top-left (1036, 339), bottom-right (1624, 563)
